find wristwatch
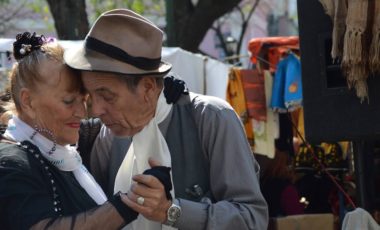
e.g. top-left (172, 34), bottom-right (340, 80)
top-left (164, 198), bottom-right (181, 226)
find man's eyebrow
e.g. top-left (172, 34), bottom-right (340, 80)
top-left (94, 87), bottom-right (117, 97)
top-left (95, 87), bottom-right (112, 93)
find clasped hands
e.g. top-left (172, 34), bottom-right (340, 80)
top-left (120, 158), bottom-right (173, 223)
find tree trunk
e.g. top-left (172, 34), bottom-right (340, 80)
top-left (46, 0), bottom-right (89, 40)
top-left (166, 0), bottom-right (241, 52)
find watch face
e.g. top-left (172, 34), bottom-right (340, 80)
top-left (168, 206), bottom-right (181, 221)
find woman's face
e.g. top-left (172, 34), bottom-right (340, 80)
top-left (27, 60), bottom-right (86, 145)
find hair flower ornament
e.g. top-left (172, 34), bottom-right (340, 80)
top-left (20, 44), bottom-right (32, 55)
top-left (13, 32), bottom-right (47, 61)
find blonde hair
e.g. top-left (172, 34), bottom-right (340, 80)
top-left (8, 42), bottom-right (83, 113)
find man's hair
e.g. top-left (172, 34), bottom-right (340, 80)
top-left (117, 74), bottom-right (164, 92)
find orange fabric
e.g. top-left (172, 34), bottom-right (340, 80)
top-left (240, 69), bottom-right (267, 121)
top-left (248, 36), bottom-right (299, 65)
top-left (267, 46), bottom-right (300, 72)
top-left (226, 68), bottom-right (255, 147)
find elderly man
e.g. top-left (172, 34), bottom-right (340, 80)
top-left (65, 9), bottom-right (268, 230)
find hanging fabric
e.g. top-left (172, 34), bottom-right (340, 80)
top-left (226, 67), bottom-right (255, 147)
top-left (284, 53), bottom-right (303, 110)
top-left (271, 53), bottom-right (303, 112)
top-left (240, 69), bottom-right (267, 121)
top-left (253, 70), bottom-right (279, 159)
top-left (369, 0), bottom-right (380, 74)
top-left (320, 0), bottom-right (380, 101)
top-left (248, 36), bottom-right (299, 72)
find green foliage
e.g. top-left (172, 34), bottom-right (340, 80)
top-left (87, 0), bottom-right (165, 23)
top-left (131, 0), bottom-right (144, 14)
top-left (27, 0), bottom-right (44, 14)
top-left (26, 0), bottom-right (55, 33)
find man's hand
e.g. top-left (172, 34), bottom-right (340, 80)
top-left (121, 158), bottom-right (171, 223)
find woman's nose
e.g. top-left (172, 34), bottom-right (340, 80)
top-left (73, 100), bottom-right (87, 119)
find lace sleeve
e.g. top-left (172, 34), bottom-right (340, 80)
top-left (29, 166), bottom-right (173, 230)
top-left (30, 202), bottom-right (125, 230)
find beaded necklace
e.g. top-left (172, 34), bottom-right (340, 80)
top-left (19, 140), bottom-right (63, 216)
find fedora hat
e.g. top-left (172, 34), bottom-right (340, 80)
top-left (64, 9), bottom-right (171, 76)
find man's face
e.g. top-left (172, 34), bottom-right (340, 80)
top-left (81, 72), bottom-right (157, 136)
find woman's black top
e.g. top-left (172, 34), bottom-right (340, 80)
top-left (0, 141), bottom-right (97, 229)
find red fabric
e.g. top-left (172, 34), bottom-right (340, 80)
top-left (248, 36), bottom-right (299, 66)
top-left (240, 69), bottom-right (267, 121)
top-left (267, 46), bottom-right (300, 72)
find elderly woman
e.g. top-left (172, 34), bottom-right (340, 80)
top-left (0, 32), bottom-right (172, 230)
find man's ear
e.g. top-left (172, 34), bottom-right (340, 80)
top-left (141, 76), bottom-right (156, 91)
top-left (19, 88), bottom-right (36, 119)
top-left (141, 76), bottom-right (159, 101)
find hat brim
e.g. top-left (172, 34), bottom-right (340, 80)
top-left (64, 42), bottom-right (172, 76)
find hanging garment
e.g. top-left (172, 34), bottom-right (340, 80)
top-left (319, 0), bottom-right (335, 19)
top-left (240, 69), bottom-right (267, 121)
top-left (204, 58), bottom-right (231, 99)
top-left (271, 53), bottom-right (303, 112)
top-left (268, 46), bottom-right (298, 72)
top-left (162, 47), bottom-right (205, 94)
top-left (284, 53), bottom-right (303, 110)
top-left (226, 68), bottom-right (255, 147)
top-left (342, 0), bottom-right (369, 101)
top-left (319, 0), bottom-right (380, 101)
top-left (253, 70), bottom-right (279, 159)
top-left (291, 107), bottom-right (305, 141)
top-left (369, 0), bottom-right (380, 74)
top-left (248, 36), bottom-right (299, 69)
top-left (319, 0), bottom-right (347, 60)
top-left (271, 58), bottom-right (287, 112)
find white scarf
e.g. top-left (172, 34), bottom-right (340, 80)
top-left (114, 90), bottom-right (176, 230)
top-left (4, 116), bottom-right (107, 205)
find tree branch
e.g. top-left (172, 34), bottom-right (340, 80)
top-left (236, 0), bottom-right (260, 53)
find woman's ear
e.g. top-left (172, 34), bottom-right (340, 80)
top-left (19, 88), bottom-right (36, 119)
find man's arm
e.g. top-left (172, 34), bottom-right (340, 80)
top-left (124, 97), bottom-right (268, 229)
top-left (173, 106), bottom-right (268, 230)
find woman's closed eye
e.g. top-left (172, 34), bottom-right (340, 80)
top-left (63, 94), bottom-right (86, 105)
top-left (63, 98), bottom-right (75, 105)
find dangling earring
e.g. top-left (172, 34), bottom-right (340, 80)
top-left (30, 125), bottom-right (57, 155)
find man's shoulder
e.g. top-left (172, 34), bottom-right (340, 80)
top-left (183, 92), bottom-right (234, 113)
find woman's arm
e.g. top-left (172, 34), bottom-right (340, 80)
top-left (30, 202), bottom-right (125, 230)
